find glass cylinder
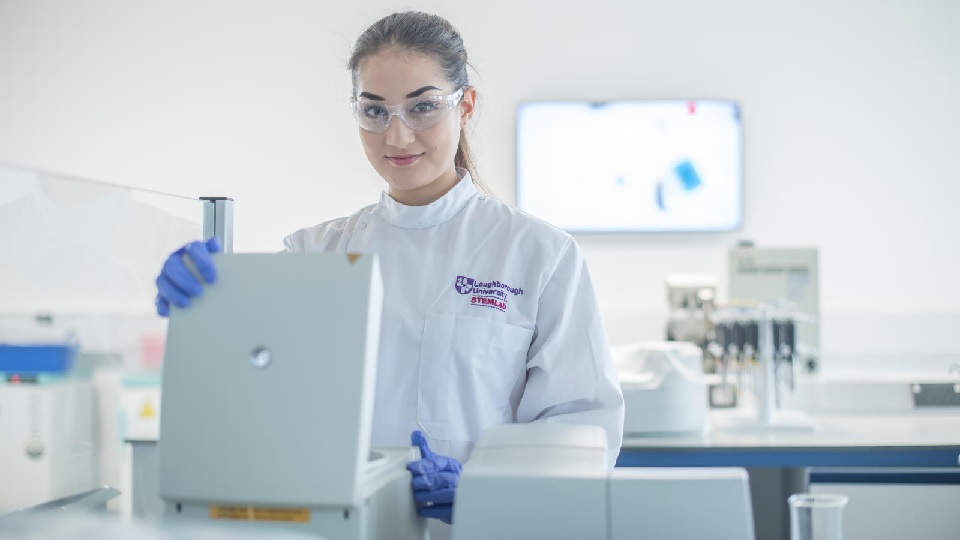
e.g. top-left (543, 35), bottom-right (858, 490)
top-left (788, 493), bottom-right (848, 540)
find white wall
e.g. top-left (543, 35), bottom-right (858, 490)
top-left (2, 0), bottom-right (958, 369)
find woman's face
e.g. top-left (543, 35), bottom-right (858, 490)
top-left (355, 50), bottom-right (475, 206)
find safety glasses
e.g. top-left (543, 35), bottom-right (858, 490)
top-left (350, 88), bottom-right (464, 133)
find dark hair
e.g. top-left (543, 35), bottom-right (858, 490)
top-left (348, 11), bottom-right (488, 193)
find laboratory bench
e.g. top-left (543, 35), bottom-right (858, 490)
top-left (124, 412), bottom-right (960, 540)
top-left (618, 411), bottom-right (960, 540)
top-left (619, 411), bottom-right (960, 465)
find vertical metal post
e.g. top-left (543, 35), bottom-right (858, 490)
top-left (201, 197), bottom-right (234, 253)
top-left (758, 311), bottom-right (777, 425)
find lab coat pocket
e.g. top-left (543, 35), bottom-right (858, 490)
top-left (418, 314), bottom-right (533, 442)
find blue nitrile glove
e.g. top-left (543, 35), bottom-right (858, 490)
top-left (155, 237), bottom-right (221, 317)
top-left (406, 430), bottom-right (461, 525)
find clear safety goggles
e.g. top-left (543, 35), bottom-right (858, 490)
top-left (350, 88), bottom-right (464, 133)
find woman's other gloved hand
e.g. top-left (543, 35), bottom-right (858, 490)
top-left (407, 430), bottom-right (461, 525)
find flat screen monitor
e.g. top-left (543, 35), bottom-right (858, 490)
top-left (516, 100), bottom-right (743, 232)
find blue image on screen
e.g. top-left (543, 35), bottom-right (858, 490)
top-left (516, 100), bottom-right (743, 232)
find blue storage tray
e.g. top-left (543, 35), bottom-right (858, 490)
top-left (0, 343), bottom-right (78, 375)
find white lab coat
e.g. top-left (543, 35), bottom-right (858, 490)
top-left (283, 172), bottom-right (625, 466)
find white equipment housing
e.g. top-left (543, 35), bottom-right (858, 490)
top-left (615, 342), bottom-right (710, 435)
top-left (159, 253), bottom-right (425, 540)
top-left (0, 379), bottom-right (96, 512)
top-left (454, 423), bottom-right (754, 540)
top-left (728, 244), bottom-right (820, 370)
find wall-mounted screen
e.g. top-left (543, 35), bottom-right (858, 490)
top-left (516, 100), bottom-right (743, 232)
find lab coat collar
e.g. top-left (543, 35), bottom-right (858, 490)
top-left (373, 169), bottom-right (478, 229)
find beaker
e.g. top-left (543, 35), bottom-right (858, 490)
top-left (788, 493), bottom-right (848, 540)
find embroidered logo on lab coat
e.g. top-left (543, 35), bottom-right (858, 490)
top-left (454, 275), bottom-right (523, 312)
top-left (455, 276), bottom-right (476, 294)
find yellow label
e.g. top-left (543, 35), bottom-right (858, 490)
top-left (139, 401), bottom-right (156, 419)
top-left (210, 506), bottom-right (311, 523)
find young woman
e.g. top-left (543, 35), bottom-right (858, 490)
top-left (155, 10), bottom-right (624, 529)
